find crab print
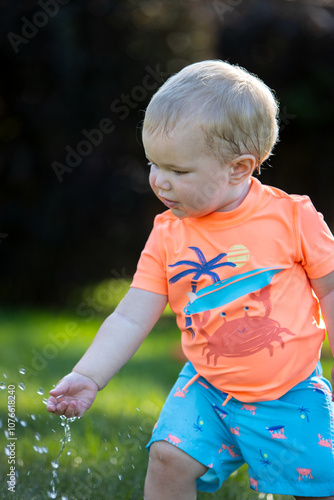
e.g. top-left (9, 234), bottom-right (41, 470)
top-left (219, 443), bottom-right (239, 458)
top-left (193, 285), bottom-right (295, 365)
top-left (318, 434), bottom-right (332, 448)
top-left (164, 434), bottom-right (182, 447)
top-left (173, 387), bottom-right (188, 398)
top-left (296, 467), bottom-right (313, 481)
top-left (241, 404), bottom-right (258, 416)
top-left (249, 477), bottom-right (259, 491)
top-left (266, 425), bottom-right (287, 440)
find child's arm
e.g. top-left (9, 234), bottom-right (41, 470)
top-left (46, 287), bottom-right (167, 417)
top-left (310, 270), bottom-right (334, 401)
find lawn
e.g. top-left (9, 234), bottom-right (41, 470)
top-left (0, 280), bottom-right (332, 500)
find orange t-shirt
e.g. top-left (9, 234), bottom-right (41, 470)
top-left (131, 177), bottom-right (334, 402)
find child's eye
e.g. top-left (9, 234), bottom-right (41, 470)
top-left (173, 170), bottom-right (188, 176)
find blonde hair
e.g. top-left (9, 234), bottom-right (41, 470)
top-left (143, 60), bottom-right (279, 168)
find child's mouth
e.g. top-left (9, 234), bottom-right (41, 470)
top-left (162, 197), bottom-right (179, 209)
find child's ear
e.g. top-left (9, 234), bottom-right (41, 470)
top-left (230, 155), bottom-right (257, 184)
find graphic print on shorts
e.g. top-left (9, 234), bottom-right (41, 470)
top-left (298, 406), bottom-right (311, 422)
top-left (317, 434), bottom-right (332, 448)
top-left (266, 425), bottom-right (288, 440)
top-left (219, 443), bottom-right (239, 458)
top-left (296, 467), bottom-right (313, 481)
top-left (164, 434), bottom-right (182, 447)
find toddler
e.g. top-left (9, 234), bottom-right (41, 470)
top-left (47, 60), bottom-right (334, 500)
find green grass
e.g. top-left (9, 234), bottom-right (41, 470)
top-left (0, 281), bottom-right (332, 499)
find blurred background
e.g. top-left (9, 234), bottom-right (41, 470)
top-left (1, 4), bottom-right (334, 498)
top-left (1, 0), bottom-right (334, 308)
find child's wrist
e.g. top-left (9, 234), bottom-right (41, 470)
top-left (71, 369), bottom-right (102, 391)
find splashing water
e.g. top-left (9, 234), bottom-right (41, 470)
top-left (48, 416), bottom-right (77, 499)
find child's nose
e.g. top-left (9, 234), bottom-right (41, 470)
top-left (155, 171), bottom-right (171, 191)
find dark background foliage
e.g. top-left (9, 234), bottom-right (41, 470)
top-left (1, 0), bottom-right (334, 306)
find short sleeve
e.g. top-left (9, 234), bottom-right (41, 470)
top-left (130, 216), bottom-right (168, 295)
top-left (297, 196), bottom-right (334, 279)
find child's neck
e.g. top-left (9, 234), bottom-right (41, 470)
top-left (218, 178), bottom-right (252, 213)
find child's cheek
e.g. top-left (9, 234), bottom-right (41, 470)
top-left (149, 171), bottom-right (156, 191)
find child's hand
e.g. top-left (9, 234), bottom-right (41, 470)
top-left (46, 372), bottom-right (98, 418)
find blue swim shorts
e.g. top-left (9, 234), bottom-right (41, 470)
top-left (147, 361), bottom-right (334, 496)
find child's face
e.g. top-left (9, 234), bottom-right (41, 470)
top-left (143, 124), bottom-right (246, 219)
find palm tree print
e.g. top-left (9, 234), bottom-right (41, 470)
top-left (169, 247), bottom-right (236, 335)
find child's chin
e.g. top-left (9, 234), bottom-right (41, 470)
top-left (170, 206), bottom-right (186, 218)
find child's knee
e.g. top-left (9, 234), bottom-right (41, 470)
top-left (148, 440), bottom-right (207, 480)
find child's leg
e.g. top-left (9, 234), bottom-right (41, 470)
top-left (294, 497), bottom-right (334, 500)
top-left (144, 440), bottom-right (208, 500)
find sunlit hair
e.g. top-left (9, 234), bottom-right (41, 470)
top-left (143, 60), bottom-right (279, 169)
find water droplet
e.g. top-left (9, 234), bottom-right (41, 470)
top-left (47, 492), bottom-right (57, 499)
top-left (35, 432), bottom-right (41, 441)
top-left (51, 461), bottom-right (59, 469)
top-left (31, 414), bottom-right (36, 421)
top-left (18, 382), bottom-right (25, 391)
top-left (19, 368), bottom-right (26, 375)
top-left (118, 474), bottom-right (123, 481)
top-left (3, 373), bottom-right (8, 378)
top-left (115, 446), bottom-right (118, 451)
top-left (67, 450), bottom-right (71, 456)
top-left (0, 382), bottom-right (6, 390)
top-left (42, 398), bottom-right (48, 405)
top-left (33, 445), bottom-right (48, 454)
top-left (37, 387), bottom-right (44, 395)
top-left (20, 420), bottom-right (27, 427)
top-left (136, 407), bottom-right (140, 411)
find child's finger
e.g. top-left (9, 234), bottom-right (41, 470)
top-left (49, 380), bottom-right (69, 397)
top-left (65, 401), bottom-right (82, 418)
top-left (46, 398), bottom-right (57, 413)
top-left (50, 399), bottom-right (70, 417)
